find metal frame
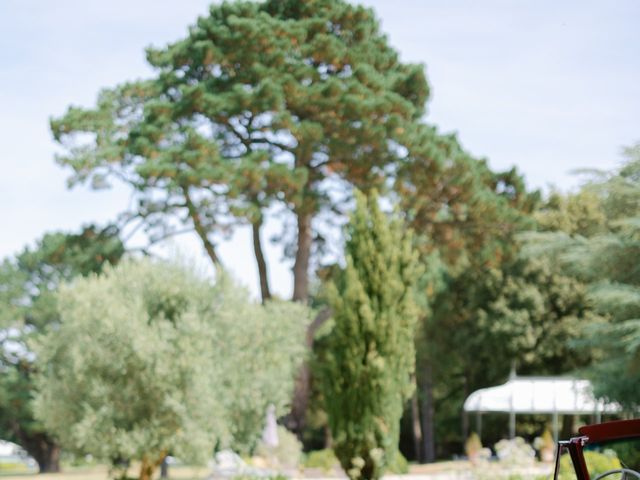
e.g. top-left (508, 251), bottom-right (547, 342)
top-left (555, 437), bottom-right (590, 480)
top-left (554, 419), bottom-right (640, 480)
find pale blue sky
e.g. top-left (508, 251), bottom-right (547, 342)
top-left (1, 1), bottom-right (638, 298)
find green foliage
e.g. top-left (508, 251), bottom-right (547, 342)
top-left (612, 440), bottom-right (640, 471)
top-left (386, 450), bottom-right (409, 474)
top-left (320, 190), bottom-right (420, 480)
top-left (33, 259), bottom-right (309, 479)
top-left (523, 144), bottom-right (640, 410)
top-left (396, 139), bottom-right (537, 271)
top-left (254, 426), bottom-right (303, 470)
top-left (232, 475), bottom-right (289, 480)
top-left (418, 251), bottom-right (596, 455)
top-left (559, 451), bottom-right (621, 479)
top-left (0, 224), bottom-right (124, 331)
top-left (473, 255), bottom-right (598, 372)
top-left (215, 297), bottom-right (310, 454)
top-left (0, 225), bottom-right (124, 472)
top-left (535, 190), bottom-right (606, 237)
top-left (0, 457), bottom-right (36, 474)
top-left (483, 476), bottom-right (548, 480)
top-left (304, 449), bottom-right (339, 472)
top-left (394, 136), bottom-right (540, 458)
top-left (33, 259), bottom-right (220, 467)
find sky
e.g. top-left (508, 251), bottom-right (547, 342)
top-left (1, 0), bottom-right (638, 299)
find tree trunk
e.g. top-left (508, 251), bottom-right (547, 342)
top-left (139, 457), bottom-right (155, 480)
top-left (561, 414), bottom-right (576, 439)
top-left (411, 386), bottom-right (423, 462)
top-left (420, 365), bottom-right (436, 463)
top-left (252, 219), bottom-right (271, 302)
top-left (288, 307), bottom-right (332, 436)
top-left (292, 211), bottom-right (312, 303)
top-left (139, 451), bottom-right (166, 480)
top-left (288, 211), bottom-right (313, 434)
top-left (17, 432), bottom-right (60, 473)
top-left (35, 443), bottom-right (60, 473)
top-left (324, 424), bottom-right (333, 449)
top-left (289, 361), bottom-right (311, 435)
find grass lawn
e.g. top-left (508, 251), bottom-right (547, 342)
top-left (0, 460), bottom-right (554, 479)
top-left (0, 464), bottom-right (210, 480)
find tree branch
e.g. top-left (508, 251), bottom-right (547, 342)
top-left (306, 307), bottom-right (332, 348)
top-left (182, 186), bottom-right (222, 267)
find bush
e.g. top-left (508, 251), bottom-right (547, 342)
top-left (533, 429), bottom-right (554, 451)
top-left (533, 429), bottom-right (555, 462)
top-left (255, 426), bottom-right (303, 470)
top-left (0, 457), bottom-right (36, 473)
top-left (494, 437), bottom-right (536, 465)
top-left (233, 476), bottom-right (289, 480)
top-left (559, 450), bottom-right (621, 479)
top-left (303, 448), bottom-right (406, 475)
top-left (465, 432), bottom-right (483, 458)
top-left (304, 449), bottom-right (339, 472)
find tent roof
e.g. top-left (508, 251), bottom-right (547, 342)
top-left (463, 376), bottom-right (621, 414)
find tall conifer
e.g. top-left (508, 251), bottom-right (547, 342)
top-left (322, 190), bottom-right (419, 480)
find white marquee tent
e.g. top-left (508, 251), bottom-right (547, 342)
top-left (463, 376), bottom-right (621, 441)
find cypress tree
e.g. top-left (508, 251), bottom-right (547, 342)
top-left (321, 190), bottom-right (420, 480)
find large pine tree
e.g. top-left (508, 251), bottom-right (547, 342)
top-left (50, 0), bottom-right (428, 305)
top-left (321, 191), bottom-right (420, 480)
top-left (51, 1), bottom-right (432, 431)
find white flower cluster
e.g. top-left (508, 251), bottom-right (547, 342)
top-left (494, 437), bottom-right (536, 465)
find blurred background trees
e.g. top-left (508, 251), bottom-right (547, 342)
top-left (0, 225), bottom-right (124, 472)
top-left (524, 144), bottom-right (640, 411)
top-left (0, 0), bottom-right (637, 476)
top-left (50, 0), bottom-right (433, 434)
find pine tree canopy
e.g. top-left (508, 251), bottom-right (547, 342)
top-left (50, 0), bottom-right (429, 302)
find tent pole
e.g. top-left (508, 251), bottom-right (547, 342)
top-left (552, 410), bottom-right (559, 444)
top-left (476, 412), bottom-right (482, 439)
top-left (509, 410), bottom-right (515, 439)
top-left (463, 411), bottom-right (469, 441)
top-left (509, 385), bottom-right (515, 439)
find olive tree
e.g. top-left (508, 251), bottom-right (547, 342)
top-left (34, 259), bottom-right (309, 480)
